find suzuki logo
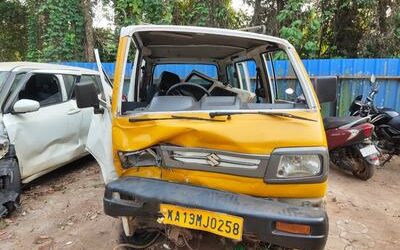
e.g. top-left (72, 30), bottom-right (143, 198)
top-left (206, 153), bottom-right (220, 167)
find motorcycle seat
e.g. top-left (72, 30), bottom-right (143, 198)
top-left (323, 116), bottom-right (364, 130)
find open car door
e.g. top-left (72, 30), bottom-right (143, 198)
top-left (85, 50), bottom-right (116, 183)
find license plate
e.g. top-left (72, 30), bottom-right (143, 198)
top-left (360, 145), bottom-right (378, 157)
top-left (159, 204), bottom-right (243, 241)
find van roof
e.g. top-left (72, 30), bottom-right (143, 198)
top-left (121, 25), bottom-right (293, 60)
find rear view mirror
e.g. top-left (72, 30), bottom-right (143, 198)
top-left (312, 76), bottom-right (338, 103)
top-left (13, 99), bottom-right (40, 113)
top-left (75, 81), bottom-right (102, 113)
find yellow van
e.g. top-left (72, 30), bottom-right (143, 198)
top-left (76, 25), bottom-right (334, 249)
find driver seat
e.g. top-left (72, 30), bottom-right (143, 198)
top-left (157, 71), bottom-right (181, 96)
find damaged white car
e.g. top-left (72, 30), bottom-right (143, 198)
top-left (0, 62), bottom-right (112, 216)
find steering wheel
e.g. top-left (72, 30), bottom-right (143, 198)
top-left (166, 82), bottom-right (210, 101)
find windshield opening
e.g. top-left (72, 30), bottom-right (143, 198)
top-left (118, 33), bottom-right (311, 116)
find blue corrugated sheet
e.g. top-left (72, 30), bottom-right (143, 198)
top-left (60, 59), bottom-right (400, 115)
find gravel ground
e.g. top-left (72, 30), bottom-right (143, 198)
top-left (0, 156), bottom-right (399, 250)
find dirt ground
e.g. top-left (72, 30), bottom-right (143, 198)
top-left (0, 156), bottom-right (399, 250)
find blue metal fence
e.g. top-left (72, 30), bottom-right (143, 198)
top-left (61, 58), bottom-right (400, 115)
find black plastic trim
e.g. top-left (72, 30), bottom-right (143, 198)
top-left (104, 177), bottom-right (328, 250)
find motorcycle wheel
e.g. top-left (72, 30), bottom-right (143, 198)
top-left (351, 158), bottom-right (375, 180)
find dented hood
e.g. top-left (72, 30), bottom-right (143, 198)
top-left (113, 111), bottom-right (327, 155)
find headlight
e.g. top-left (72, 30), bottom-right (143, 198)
top-left (118, 148), bottom-right (160, 169)
top-left (276, 155), bottom-right (321, 178)
top-left (264, 147), bottom-right (328, 183)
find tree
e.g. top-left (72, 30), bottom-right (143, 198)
top-left (172, 0), bottom-right (242, 28)
top-left (0, 0), bottom-right (28, 61)
top-left (113, 0), bottom-right (242, 30)
top-left (245, 0), bottom-right (287, 36)
top-left (27, 0), bottom-right (87, 62)
top-left (82, 0), bottom-right (95, 61)
top-left (277, 0), bottom-right (321, 58)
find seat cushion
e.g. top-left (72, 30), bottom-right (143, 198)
top-left (323, 116), bottom-right (362, 130)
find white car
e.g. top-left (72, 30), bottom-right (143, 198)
top-left (0, 62), bottom-right (112, 216)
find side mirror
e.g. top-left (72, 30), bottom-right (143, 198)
top-left (13, 99), bottom-right (40, 113)
top-left (312, 76), bottom-right (338, 103)
top-left (75, 81), bottom-right (102, 113)
top-left (370, 74), bottom-right (376, 84)
top-left (285, 88), bottom-right (295, 95)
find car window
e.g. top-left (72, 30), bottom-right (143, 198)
top-left (263, 50), bottom-right (306, 104)
top-left (18, 74), bottom-right (62, 106)
top-left (62, 74), bottom-right (77, 99)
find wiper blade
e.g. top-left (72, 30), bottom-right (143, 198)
top-left (129, 115), bottom-right (226, 123)
top-left (209, 111), bottom-right (317, 122)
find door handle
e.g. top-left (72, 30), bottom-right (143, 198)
top-left (67, 109), bottom-right (81, 115)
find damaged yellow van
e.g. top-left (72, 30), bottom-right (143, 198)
top-left (76, 25), bottom-right (334, 249)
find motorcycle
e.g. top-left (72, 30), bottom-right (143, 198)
top-left (349, 75), bottom-right (400, 165)
top-left (324, 116), bottom-right (380, 180)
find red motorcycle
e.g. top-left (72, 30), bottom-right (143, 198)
top-left (324, 116), bottom-right (380, 180)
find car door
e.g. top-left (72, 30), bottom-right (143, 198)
top-left (2, 71), bottom-right (83, 180)
top-left (73, 74), bottom-right (104, 149)
top-left (85, 51), bottom-right (116, 183)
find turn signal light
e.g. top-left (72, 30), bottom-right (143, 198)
top-left (275, 221), bottom-right (311, 235)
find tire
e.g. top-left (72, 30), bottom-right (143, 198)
top-left (0, 158), bottom-right (21, 216)
top-left (118, 225), bottom-right (161, 249)
top-left (352, 158), bottom-right (375, 181)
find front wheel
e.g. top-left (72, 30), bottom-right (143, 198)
top-left (352, 158), bottom-right (375, 180)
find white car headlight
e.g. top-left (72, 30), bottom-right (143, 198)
top-left (276, 155), bottom-right (321, 178)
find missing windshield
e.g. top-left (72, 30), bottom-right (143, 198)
top-left (119, 38), bottom-right (310, 115)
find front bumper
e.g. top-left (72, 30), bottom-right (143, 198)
top-left (104, 177), bottom-right (328, 250)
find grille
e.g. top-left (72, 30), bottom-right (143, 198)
top-left (160, 145), bottom-right (269, 178)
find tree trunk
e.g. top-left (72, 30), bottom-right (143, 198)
top-left (82, 0), bottom-right (95, 62)
top-left (377, 0), bottom-right (390, 34)
top-left (251, 0), bottom-right (262, 26)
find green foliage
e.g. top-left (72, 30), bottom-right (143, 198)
top-left (114, 0), bottom-right (173, 27)
top-left (171, 0), bottom-right (242, 28)
top-left (0, 0), bottom-right (27, 61)
top-left (247, 0), bottom-right (400, 58)
top-left (94, 28), bottom-right (118, 62)
top-left (27, 0), bottom-right (86, 62)
top-left (1, 0), bottom-right (399, 61)
top-left (114, 0), bottom-right (242, 30)
top-left (277, 0), bottom-right (321, 58)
